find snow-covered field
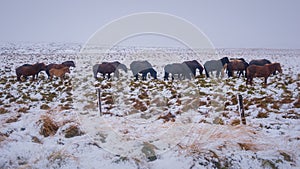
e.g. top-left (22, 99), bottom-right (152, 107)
top-left (0, 43), bottom-right (299, 169)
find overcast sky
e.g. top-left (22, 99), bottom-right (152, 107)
top-left (0, 0), bottom-right (299, 48)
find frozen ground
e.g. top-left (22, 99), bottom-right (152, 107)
top-left (0, 43), bottom-right (299, 169)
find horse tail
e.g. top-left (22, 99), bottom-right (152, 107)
top-left (204, 66), bottom-right (209, 78)
top-left (92, 64), bottom-right (99, 79)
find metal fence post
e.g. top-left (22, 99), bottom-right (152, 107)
top-left (238, 94), bottom-right (246, 125)
top-left (97, 88), bottom-right (102, 116)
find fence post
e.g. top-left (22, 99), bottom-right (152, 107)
top-left (238, 94), bottom-right (246, 125)
top-left (97, 88), bottom-right (102, 116)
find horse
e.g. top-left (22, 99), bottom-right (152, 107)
top-left (249, 59), bottom-right (271, 66)
top-left (164, 63), bottom-right (191, 80)
top-left (93, 63), bottom-right (116, 79)
top-left (249, 59), bottom-right (275, 75)
top-left (16, 63), bottom-right (46, 81)
top-left (49, 67), bottom-right (70, 81)
top-left (45, 61), bottom-right (76, 78)
top-left (246, 63), bottom-right (282, 85)
top-left (62, 61), bottom-right (76, 67)
top-left (225, 59), bottom-right (249, 78)
top-left (101, 61), bottom-right (128, 78)
top-left (204, 57), bottom-right (230, 78)
top-left (130, 61), bottom-right (157, 80)
top-left (183, 60), bottom-right (204, 77)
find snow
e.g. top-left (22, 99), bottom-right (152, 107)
top-left (0, 42), bottom-right (299, 168)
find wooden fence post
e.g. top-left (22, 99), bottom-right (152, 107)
top-left (97, 88), bottom-right (102, 116)
top-left (238, 94), bottom-right (246, 125)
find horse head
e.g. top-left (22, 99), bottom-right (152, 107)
top-left (118, 63), bottom-right (128, 73)
top-left (221, 57), bottom-right (230, 65)
top-left (275, 63), bottom-right (282, 74)
top-left (37, 63), bottom-right (46, 71)
top-left (150, 68), bottom-right (157, 79)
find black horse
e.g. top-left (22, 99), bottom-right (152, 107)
top-left (62, 61), bottom-right (76, 67)
top-left (183, 60), bottom-right (204, 77)
top-left (204, 57), bottom-right (229, 78)
top-left (164, 63), bottom-right (191, 80)
top-left (101, 61), bottom-right (128, 78)
top-left (130, 61), bottom-right (157, 80)
top-left (249, 59), bottom-right (271, 66)
top-left (249, 59), bottom-right (275, 75)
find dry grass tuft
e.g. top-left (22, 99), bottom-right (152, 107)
top-left (6, 114), bottom-right (21, 123)
top-left (0, 107), bottom-right (8, 114)
top-left (157, 112), bottom-right (175, 122)
top-left (133, 99), bottom-right (147, 112)
top-left (17, 107), bottom-right (30, 113)
top-left (40, 104), bottom-right (51, 110)
top-left (257, 112), bottom-right (269, 118)
top-left (293, 98), bottom-right (300, 108)
top-left (64, 125), bottom-right (83, 138)
top-left (230, 118), bottom-right (241, 126)
top-left (39, 116), bottom-right (59, 137)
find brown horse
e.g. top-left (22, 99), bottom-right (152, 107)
top-left (49, 67), bottom-right (70, 81)
top-left (16, 63), bottom-right (46, 81)
top-left (46, 61), bottom-right (75, 78)
top-left (225, 59), bottom-right (249, 78)
top-left (246, 63), bottom-right (282, 85)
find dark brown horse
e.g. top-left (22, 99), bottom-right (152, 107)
top-left (225, 59), bottom-right (249, 78)
top-left (93, 63), bottom-right (116, 79)
top-left (183, 60), bottom-right (204, 77)
top-left (16, 63), bottom-right (46, 81)
top-left (45, 61), bottom-right (75, 78)
top-left (101, 61), bottom-right (128, 78)
top-left (246, 63), bottom-right (282, 85)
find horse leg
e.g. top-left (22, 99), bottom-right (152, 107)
top-left (216, 71), bottom-right (220, 78)
top-left (164, 72), bottom-right (169, 81)
top-left (135, 74), bottom-right (138, 81)
top-left (264, 77), bottom-right (268, 85)
top-left (108, 73), bottom-right (111, 79)
top-left (142, 73), bottom-right (146, 80)
top-left (115, 70), bottom-right (119, 79)
top-left (46, 70), bottom-right (51, 79)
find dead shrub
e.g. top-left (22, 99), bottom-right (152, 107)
top-left (39, 116), bottom-right (59, 137)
